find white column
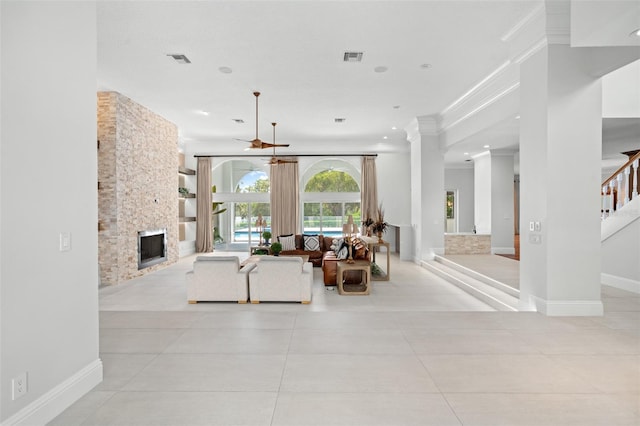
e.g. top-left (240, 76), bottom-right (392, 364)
top-left (406, 116), bottom-right (444, 262)
top-left (519, 43), bottom-right (603, 316)
top-left (490, 151), bottom-right (515, 255)
top-left (473, 151), bottom-right (491, 234)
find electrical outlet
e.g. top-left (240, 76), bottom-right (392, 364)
top-left (12, 372), bottom-right (27, 400)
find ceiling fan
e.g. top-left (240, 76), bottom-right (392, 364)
top-left (235, 92), bottom-right (290, 149)
top-left (265, 122), bottom-right (296, 165)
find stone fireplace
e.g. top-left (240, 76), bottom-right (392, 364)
top-left (97, 92), bottom-right (179, 285)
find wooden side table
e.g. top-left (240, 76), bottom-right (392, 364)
top-left (336, 260), bottom-right (371, 295)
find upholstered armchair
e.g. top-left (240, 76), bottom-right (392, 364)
top-left (248, 256), bottom-right (313, 303)
top-left (185, 256), bottom-right (256, 304)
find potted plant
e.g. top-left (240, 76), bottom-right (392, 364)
top-left (262, 231), bottom-right (272, 245)
top-left (362, 217), bottom-right (374, 237)
top-left (270, 241), bottom-right (282, 256)
top-left (371, 204), bottom-right (388, 243)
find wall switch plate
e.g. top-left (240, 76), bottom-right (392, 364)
top-left (59, 232), bottom-right (71, 252)
top-left (12, 372), bottom-right (27, 400)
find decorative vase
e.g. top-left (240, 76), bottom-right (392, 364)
top-left (377, 231), bottom-right (383, 243)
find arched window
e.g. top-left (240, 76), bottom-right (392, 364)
top-left (236, 171), bottom-right (270, 193)
top-left (302, 167), bottom-right (361, 236)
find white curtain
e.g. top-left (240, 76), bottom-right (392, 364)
top-left (270, 161), bottom-right (299, 237)
top-left (361, 156), bottom-right (378, 223)
top-left (195, 157), bottom-right (212, 252)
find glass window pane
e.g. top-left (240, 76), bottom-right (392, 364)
top-left (303, 203), bottom-right (321, 233)
top-left (345, 202), bottom-right (361, 224)
top-left (234, 202), bottom-right (249, 242)
top-left (322, 202), bottom-right (342, 236)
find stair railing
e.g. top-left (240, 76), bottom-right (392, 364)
top-left (601, 150), bottom-right (640, 220)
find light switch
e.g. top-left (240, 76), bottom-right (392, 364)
top-left (529, 221), bottom-right (534, 231)
top-left (534, 222), bottom-right (541, 232)
top-left (59, 232), bottom-right (71, 252)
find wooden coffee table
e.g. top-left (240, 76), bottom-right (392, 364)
top-left (336, 260), bottom-right (371, 295)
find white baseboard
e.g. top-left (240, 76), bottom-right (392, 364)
top-left (491, 247), bottom-right (515, 255)
top-left (530, 295), bottom-right (604, 316)
top-left (602, 273), bottom-right (640, 294)
top-left (2, 359), bottom-right (103, 426)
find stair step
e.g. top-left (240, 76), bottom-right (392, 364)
top-left (434, 255), bottom-right (520, 298)
top-left (422, 260), bottom-right (519, 312)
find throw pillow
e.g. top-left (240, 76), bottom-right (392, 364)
top-left (278, 234), bottom-right (296, 251)
top-left (336, 244), bottom-right (349, 259)
top-left (303, 234), bottom-right (320, 251)
top-left (330, 238), bottom-right (344, 252)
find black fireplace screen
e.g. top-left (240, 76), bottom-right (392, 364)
top-left (138, 229), bottom-right (167, 269)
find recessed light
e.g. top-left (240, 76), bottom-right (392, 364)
top-left (383, 136), bottom-right (388, 140)
top-left (167, 54), bottom-right (191, 64)
top-left (391, 126), bottom-right (397, 130)
top-left (515, 115), bottom-right (521, 119)
top-left (197, 110), bottom-right (209, 116)
top-left (219, 66), bottom-right (233, 74)
top-left (420, 63), bottom-right (432, 69)
top-left (464, 152), bottom-right (469, 156)
top-left (374, 66), bottom-right (388, 73)
top-left (629, 28), bottom-right (640, 37)
top-left (483, 145), bottom-right (490, 149)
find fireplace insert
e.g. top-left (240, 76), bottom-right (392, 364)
top-left (138, 228), bottom-right (167, 269)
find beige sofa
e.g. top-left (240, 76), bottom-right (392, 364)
top-left (248, 256), bottom-right (312, 303)
top-left (185, 256), bottom-right (255, 304)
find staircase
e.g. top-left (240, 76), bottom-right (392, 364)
top-left (423, 255), bottom-right (519, 311)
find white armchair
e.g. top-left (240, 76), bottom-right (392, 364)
top-left (185, 256), bottom-right (255, 304)
top-left (249, 256), bottom-right (313, 303)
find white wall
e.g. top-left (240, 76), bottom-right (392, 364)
top-left (602, 218), bottom-right (640, 289)
top-left (444, 167), bottom-right (475, 233)
top-left (376, 152), bottom-right (411, 227)
top-left (473, 152), bottom-right (492, 234)
top-left (490, 152), bottom-right (515, 254)
top-left (1, 2), bottom-right (101, 423)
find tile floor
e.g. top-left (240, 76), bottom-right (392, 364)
top-left (50, 253), bottom-right (640, 425)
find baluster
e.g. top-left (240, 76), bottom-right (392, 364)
top-left (601, 186), bottom-right (608, 219)
top-left (610, 180), bottom-right (617, 214)
top-left (623, 166), bottom-right (631, 206)
top-left (633, 159), bottom-right (639, 200)
top-left (617, 173), bottom-right (624, 210)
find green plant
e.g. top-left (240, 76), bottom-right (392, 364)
top-left (270, 241), bottom-right (282, 255)
top-left (262, 231), bottom-right (272, 241)
top-left (178, 187), bottom-right (189, 196)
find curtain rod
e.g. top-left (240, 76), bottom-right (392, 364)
top-left (193, 153), bottom-right (378, 158)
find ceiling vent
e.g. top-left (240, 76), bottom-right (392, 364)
top-left (343, 51), bottom-right (363, 62)
top-left (335, 118), bottom-right (346, 123)
top-left (167, 54), bottom-right (191, 64)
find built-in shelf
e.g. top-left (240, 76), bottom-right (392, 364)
top-left (178, 166), bottom-right (196, 175)
top-left (179, 193), bottom-right (196, 199)
top-left (179, 217), bottom-right (196, 222)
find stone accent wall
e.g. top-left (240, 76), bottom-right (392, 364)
top-left (444, 234), bottom-right (491, 255)
top-left (98, 92), bottom-right (179, 285)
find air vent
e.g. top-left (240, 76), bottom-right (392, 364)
top-left (233, 119), bottom-right (245, 124)
top-left (343, 51), bottom-right (363, 62)
top-left (335, 118), bottom-right (346, 123)
top-left (167, 54), bottom-right (191, 64)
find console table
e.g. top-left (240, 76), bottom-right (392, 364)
top-left (367, 240), bottom-right (390, 281)
top-left (336, 260), bottom-right (371, 295)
